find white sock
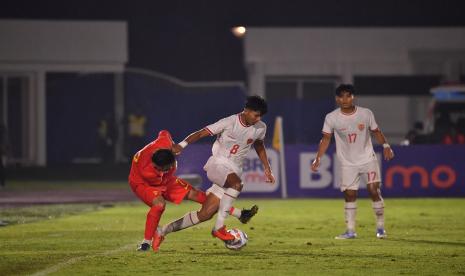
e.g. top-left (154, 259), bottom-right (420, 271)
top-left (344, 202), bottom-right (357, 232)
top-left (372, 200), bottom-right (385, 229)
top-left (161, 211), bottom-right (200, 236)
top-left (229, 207), bottom-right (241, 219)
top-left (142, 239), bottom-right (151, 245)
top-left (214, 188), bottom-right (240, 230)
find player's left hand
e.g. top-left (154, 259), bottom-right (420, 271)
top-left (311, 157), bottom-right (320, 172)
top-left (383, 147), bottom-right (394, 161)
top-left (264, 168), bottom-right (275, 183)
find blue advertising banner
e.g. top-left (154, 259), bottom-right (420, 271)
top-left (287, 144), bottom-right (465, 198)
top-left (176, 144), bottom-right (465, 198)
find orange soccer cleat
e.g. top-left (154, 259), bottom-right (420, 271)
top-left (211, 225), bottom-right (235, 241)
top-left (152, 233), bottom-right (165, 252)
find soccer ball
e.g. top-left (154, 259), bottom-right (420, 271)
top-left (224, 228), bottom-right (248, 250)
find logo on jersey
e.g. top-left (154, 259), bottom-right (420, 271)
top-left (247, 138), bottom-right (254, 144)
top-left (358, 123), bottom-right (365, 131)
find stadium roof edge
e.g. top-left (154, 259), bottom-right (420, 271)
top-left (126, 67), bottom-right (246, 90)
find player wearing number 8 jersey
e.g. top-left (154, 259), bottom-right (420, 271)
top-left (311, 84), bottom-right (395, 239)
top-left (153, 96), bottom-right (275, 248)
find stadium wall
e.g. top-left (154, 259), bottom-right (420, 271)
top-left (45, 71), bottom-right (246, 164)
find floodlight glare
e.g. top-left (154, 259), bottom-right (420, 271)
top-left (232, 26), bottom-right (246, 38)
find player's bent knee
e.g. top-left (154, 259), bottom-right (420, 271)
top-left (197, 209), bottom-right (214, 221)
top-left (151, 203), bottom-right (165, 212)
top-left (151, 197), bottom-right (166, 209)
top-left (367, 183), bottom-right (382, 197)
top-left (367, 182), bottom-right (380, 190)
top-left (343, 190), bottom-right (357, 202)
top-left (225, 174), bottom-right (243, 191)
top-left (197, 213), bottom-right (209, 222)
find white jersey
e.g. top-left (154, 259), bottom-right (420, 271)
top-left (322, 106), bottom-right (378, 166)
top-left (205, 113), bottom-right (267, 170)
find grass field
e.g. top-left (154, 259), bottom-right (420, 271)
top-left (1, 198), bottom-right (465, 275)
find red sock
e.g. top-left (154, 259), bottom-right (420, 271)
top-left (144, 204), bottom-right (165, 241)
top-left (195, 191), bottom-right (207, 204)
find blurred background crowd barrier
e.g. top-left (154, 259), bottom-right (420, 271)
top-left (46, 70), bottom-right (246, 164)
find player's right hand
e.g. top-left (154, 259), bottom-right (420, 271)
top-left (264, 168), bottom-right (276, 183)
top-left (311, 157), bottom-right (320, 172)
top-left (172, 144), bottom-right (183, 155)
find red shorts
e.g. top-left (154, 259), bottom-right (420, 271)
top-left (130, 176), bottom-right (192, 207)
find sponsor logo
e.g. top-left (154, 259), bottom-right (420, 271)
top-left (358, 123), bottom-right (365, 131)
top-left (385, 165), bottom-right (456, 189)
top-left (242, 149), bottom-right (279, 192)
top-left (247, 138), bottom-right (254, 144)
top-left (302, 156), bottom-right (457, 190)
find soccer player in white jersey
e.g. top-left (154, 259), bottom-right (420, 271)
top-left (311, 84), bottom-right (394, 239)
top-left (152, 96), bottom-right (275, 248)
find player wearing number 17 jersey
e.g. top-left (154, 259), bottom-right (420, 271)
top-left (311, 84), bottom-right (395, 239)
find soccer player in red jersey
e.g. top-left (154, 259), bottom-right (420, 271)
top-left (129, 130), bottom-right (257, 252)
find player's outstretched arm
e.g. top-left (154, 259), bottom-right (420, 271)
top-left (311, 133), bottom-right (332, 172)
top-left (371, 129), bottom-right (395, 161)
top-left (172, 129), bottom-right (211, 155)
top-left (253, 140), bottom-right (275, 183)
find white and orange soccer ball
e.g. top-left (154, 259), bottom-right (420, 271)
top-left (224, 228), bottom-right (248, 250)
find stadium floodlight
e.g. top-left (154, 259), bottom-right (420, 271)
top-left (231, 26), bottom-right (246, 38)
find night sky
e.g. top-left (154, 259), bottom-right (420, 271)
top-left (2, 0), bottom-right (465, 81)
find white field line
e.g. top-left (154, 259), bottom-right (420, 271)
top-left (30, 243), bottom-right (136, 276)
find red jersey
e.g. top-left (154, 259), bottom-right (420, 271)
top-left (129, 130), bottom-right (175, 186)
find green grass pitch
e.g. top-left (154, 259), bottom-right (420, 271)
top-left (1, 199), bottom-right (465, 275)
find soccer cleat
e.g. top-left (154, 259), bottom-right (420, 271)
top-left (212, 225), bottom-right (235, 241)
top-left (335, 231), bottom-right (357, 239)
top-left (376, 228), bottom-right (387, 239)
top-left (239, 205), bottom-right (259, 224)
top-left (137, 242), bottom-right (151, 251)
top-left (152, 233), bottom-right (165, 252)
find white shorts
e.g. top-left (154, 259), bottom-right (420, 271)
top-left (203, 156), bottom-right (242, 188)
top-left (339, 160), bottom-right (381, 192)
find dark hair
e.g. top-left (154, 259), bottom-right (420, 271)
top-left (151, 149), bottom-right (175, 167)
top-left (245, 95), bottom-right (268, 115)
top-left (335, 84), bottom-right (355, 96)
